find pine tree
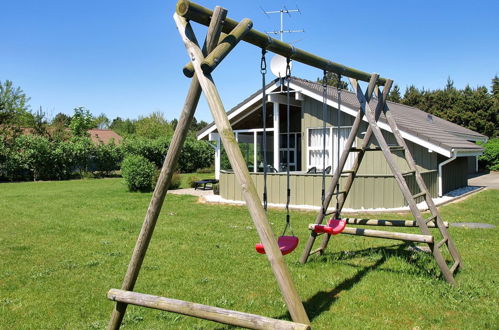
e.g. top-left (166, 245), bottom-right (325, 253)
top-left (387, 85), bottom-right (401, 103)
top-left (317, 72), bottom-right (349, 90)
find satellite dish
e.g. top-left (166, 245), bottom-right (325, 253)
top-left (270, 54), bottom-right (291, 78)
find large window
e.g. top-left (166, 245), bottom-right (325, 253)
top-left (307, 127), bottom-right (355, 172)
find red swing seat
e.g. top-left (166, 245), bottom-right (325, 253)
top-left (312, 218), bottom-right (347, 235)
top-left (255, 236), bottom-right (299, 255)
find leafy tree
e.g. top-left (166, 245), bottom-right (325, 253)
top-left (69, 107), bottom-right (95, 137)
top-left (135, 112), bottom-right (172, 139)
top-left (387, 85), bottom-right (401, 103)
top-left (317, 72), bottom-right (349, 90)
top-left (28, 106), bottom-right (49, 137)
top-left (52, 112), bottom-right (72, 127)
top-left (110, 117), bottom-right (135, 136)
top-left (94, 113), bottom-right (110, 129)
top-left (0, 80), bottom-right (31, 132)
top-left (190, 116), bottom-right (208, 133)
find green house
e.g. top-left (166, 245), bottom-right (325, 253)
top-left (197, 77), bottom-right (486, 210)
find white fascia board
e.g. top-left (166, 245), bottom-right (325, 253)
top-left (197, 81), bottom-right (280, 141)
top-left (289, 82), bottom-right (453, 158)
top-left (453, 149), bottom-right (484, 157)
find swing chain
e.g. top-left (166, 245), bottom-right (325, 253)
top-left (261, 48), bottom-right (268, 210)
top-left (260, 49), bottom-right (267, 74)
top-left (321, 69), bottom-right (328, 216)
top-left (334, 74), bottom-right (342, 220)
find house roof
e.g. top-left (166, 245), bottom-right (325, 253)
top-left (198, 77), bottom-right (486, 157)
top-left (88, 129), bottom-right (122, 145)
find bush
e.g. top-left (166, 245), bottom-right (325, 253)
top-left (178, 137), bottom-right (214, 173)
top-left (213, 183), bottom-right (220, 195)
top-left (187, 175), bottom-right (201, 188)
top-left (479, 138), bottom-right (499, 171)
top-left (168, 172), bottom-right (181, 190)
top-left (91, 142), bottom-right (123, 175)
top-left (121, 155), bottom-right (156, 192)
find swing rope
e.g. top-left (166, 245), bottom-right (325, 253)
top-left (260, 48), bottom-right (268, 210)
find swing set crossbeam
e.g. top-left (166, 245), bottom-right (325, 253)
top-left (108, 289), bottom-right (310, 330)
top-left (176, 0), bottom-right (388, 85)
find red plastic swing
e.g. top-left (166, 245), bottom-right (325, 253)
top-left (312, 218), bottom-right (347, 235)
top-left (255, 236), bottom-right (299, 255)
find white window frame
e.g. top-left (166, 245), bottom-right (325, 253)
top-left (306, 126), bottom-right (354, 171)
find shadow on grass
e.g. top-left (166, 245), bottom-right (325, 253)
top-left (279, 243), bottom-right (441, 322)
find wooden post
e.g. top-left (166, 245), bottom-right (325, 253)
top-left (201, 18), bottom-right (253, 74)
top-left (175, 0), bottom-right (388, 85)
top-left (108, 289), bottom-right (310, 330)
top-left (348, 77), bottom-right (456, 285)
top-left (307, 225), bottom-right (434, 243)
top-left (299, 74), bottom-right (380, 264)
top-left (343, 218), bottom-right (448, 228)
top-left (174, 13), bottom-right (310, 325)
top-left (107, 8), bottom-right (228, 330)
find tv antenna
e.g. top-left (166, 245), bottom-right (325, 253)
top-left (260, 5), bottom-right (304, 42)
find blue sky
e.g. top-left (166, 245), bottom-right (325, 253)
top-left (1, 0), bottom-right (498, 123)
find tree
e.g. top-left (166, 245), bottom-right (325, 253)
top-left (316, 72), bottom-right (349, 90)
top-left (94, 113), bottom-right (110, 129)
top-left (69, 107), bottom-right (95, 137)
top-left (28, 106), bottom-right (49, 137)
top-left (0, 80), bottom-right (31, 132)
top-left (52, 113), bottom-right (72, 127)
top-left (110, 117), bottom-right (135, 136)
top-left (387, 85), bottom-right (401, 103)
top-left (135, 112), bottom-right (172, 139)
top-left (492, 75), bottom-right (499, 98)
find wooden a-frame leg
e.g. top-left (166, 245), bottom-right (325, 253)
top-left (107, 8), bottom-right (227, 330)
top-left (317, 80), bottom-right (393, 254)
top-left (174, 13), bottom-right (310, 325)
top-left (299, 74), bottom-right (380, 264)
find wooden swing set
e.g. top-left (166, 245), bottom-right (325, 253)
top-left (107, 1), bottom-right (461, 329)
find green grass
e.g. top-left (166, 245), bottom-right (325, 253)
top-left (0, 178), bottom-right (497, 329)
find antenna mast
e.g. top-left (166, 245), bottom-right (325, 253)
top-left (261, 6), bottom-right (304, 42)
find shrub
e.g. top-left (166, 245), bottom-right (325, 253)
top-left (91, 142), bottom-right (123, 175)
top-left (213, 183), bottom-right (220, 195)
top-left (178, 137), bottom-right (214, 173)
top-left (187, 175), bottom-right (201, 188)
top-left (121, 155), bottom-right (156, 192)
top-left (168, 172), bottom-right (181, 190)
top-left (478, 138), bottom-right (499, 171)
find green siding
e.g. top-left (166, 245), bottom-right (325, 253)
top-left (220, 170), bottom-right (438, 209)
top-left (439, 156), bottom-right (468, 194)
top-left (300, 96), bottom-right (438, 175)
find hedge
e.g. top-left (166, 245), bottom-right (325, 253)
top-left (0, 134), bottom-right (214, 182)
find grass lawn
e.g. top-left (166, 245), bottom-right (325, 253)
top-left (0, 178), bottom-right (497, 329)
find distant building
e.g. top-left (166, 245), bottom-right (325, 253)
top-left (87, 129), bottom-right (122, 145)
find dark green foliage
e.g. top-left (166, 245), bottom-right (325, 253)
top-left (52, 112), bottom-right (72, 127)
top-left (478, 138), bottom-right (499, 171)
top-left (120, 155), bottom-right (156, 192)
top-left (110, 117), bottom-right (136, 136)
top-left (177, 137), bottom-right (214, 173)
top-left (317, 72), bottom-right (349, 90)
top-left (121, 136), bottom-right (169, 167)
top-left (401, 77), bottom-right (498, 138)
top-left (387, 85), bottom-right (401, 103)
top-left (91, 142), bottom-right (123, 175)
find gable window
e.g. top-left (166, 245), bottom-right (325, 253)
top-left (307, 127), bottom-right (355, 171)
